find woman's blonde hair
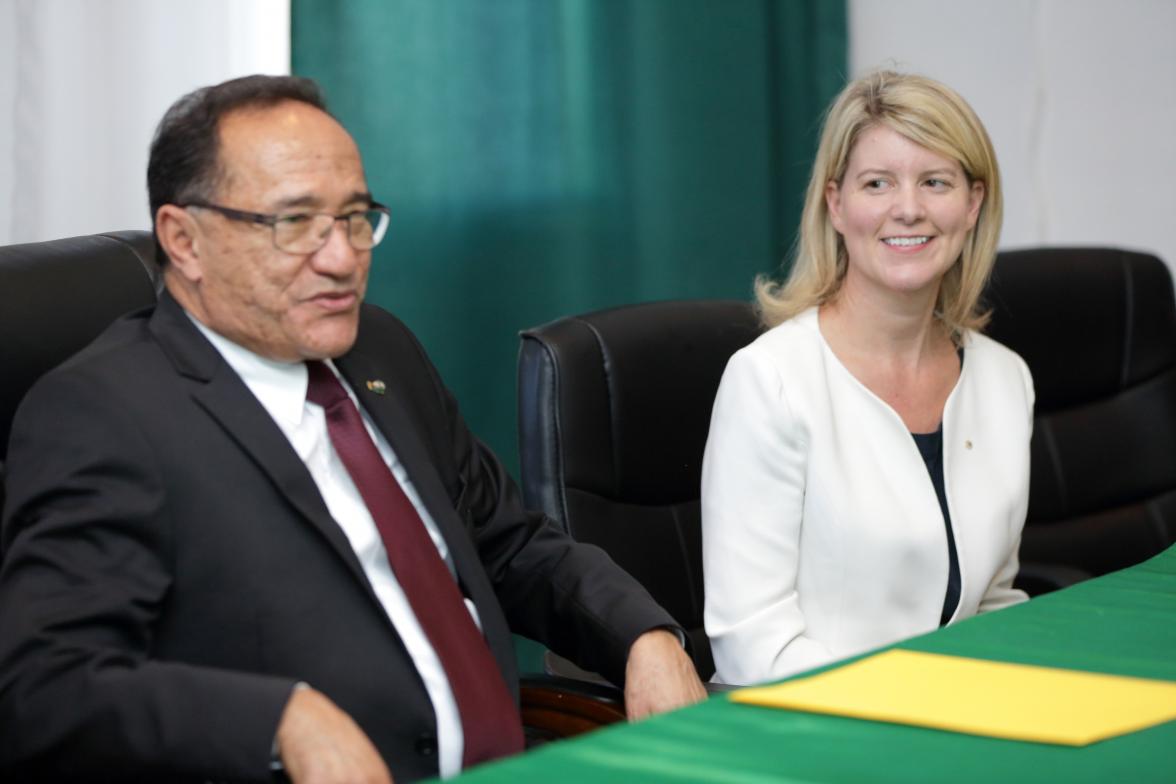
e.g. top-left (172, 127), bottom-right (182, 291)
top-left (756, 70), bottom-right (1003, 340)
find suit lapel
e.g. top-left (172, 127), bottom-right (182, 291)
top-left (148, 293), bottom-right (379, 606)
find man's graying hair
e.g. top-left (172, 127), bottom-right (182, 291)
top-left (146, 74), bottom-right (329, 265)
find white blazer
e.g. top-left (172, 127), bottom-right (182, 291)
top-left (702, 307), bottom-right (1034, 685)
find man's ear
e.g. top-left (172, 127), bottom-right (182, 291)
top-left (155, 205), bottom-right (203, 283)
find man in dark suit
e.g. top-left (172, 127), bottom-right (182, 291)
top-left (0, 75), bottom-right (704, 783)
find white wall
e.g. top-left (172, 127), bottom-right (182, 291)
top-left (0, 0), bottom-right (289, 245)
top-left (849, 0), bottom-right (1176, 272)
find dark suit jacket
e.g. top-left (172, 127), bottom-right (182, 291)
top-left (0, 292), bottom-right (674, 782)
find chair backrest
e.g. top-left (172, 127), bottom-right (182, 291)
top-left (518, 299), bottom-right (762, 678)
top-left (0, 231), bottom-right (159, 516)
top-left (985, 247), bottom-right (1176, 586)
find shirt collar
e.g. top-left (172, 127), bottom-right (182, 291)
top-left (187, 314), bottom-right (313, 431)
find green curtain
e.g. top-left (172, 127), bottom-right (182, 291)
top-left (292, 0), bottom-right (846, 476)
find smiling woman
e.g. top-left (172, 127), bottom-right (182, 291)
top-left (701, 71), bottom-right (1033, 686)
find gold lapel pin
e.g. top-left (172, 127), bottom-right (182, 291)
top-left (366, 379), bottom-right (387, 395)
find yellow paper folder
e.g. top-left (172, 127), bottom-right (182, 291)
top-left (731, 649), bottom-right (1176, 745)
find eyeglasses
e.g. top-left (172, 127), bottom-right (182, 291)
top-left (183, 201), bottom-right (391, 254)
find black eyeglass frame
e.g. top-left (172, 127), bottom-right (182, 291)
top-left (181, 201), bottom-right (391, 253)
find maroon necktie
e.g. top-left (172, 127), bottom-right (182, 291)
top-left (305, 360), bottom-right (524, 767)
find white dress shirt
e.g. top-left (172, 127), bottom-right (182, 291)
top-left (192, 319), bottom-right (468, 777)
top-left (702, 308), bottom-right (1033, 685)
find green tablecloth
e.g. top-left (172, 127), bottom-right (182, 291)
top-left (454, 545), bottom-right (1176, 783)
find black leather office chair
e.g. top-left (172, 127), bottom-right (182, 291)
top-left (986, 247), bottom-right (1176, 592)
top-left (518, 300), bottom-right (762, 679)
top-left (516, 247), bottom-right (1176, 666)
top-left (0, 231), bottom-right (159, 521)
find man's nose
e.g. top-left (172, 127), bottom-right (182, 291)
top-left (311, 219), bottom-right (363, 274)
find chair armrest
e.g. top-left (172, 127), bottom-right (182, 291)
top-left (1015, 561), bottom-right (1094, 596)
top-left (703, 681), bottom-right (739, 694)
top-left (520, 674), bottom-right (626, 747)
top-left (521, 658), bottom-right (739, 751)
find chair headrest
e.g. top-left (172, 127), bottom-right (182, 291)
top-left (0, 231), bottom-right (159, 459)
top-left (985, 247), bottom-right (1176, 413)
top-left (520, 299), bottom-right (761, 504)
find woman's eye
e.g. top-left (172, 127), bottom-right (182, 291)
top-left (865, 179), bottom-right (888, 190)
top-left (925, 178), bottom-right (951, 190)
